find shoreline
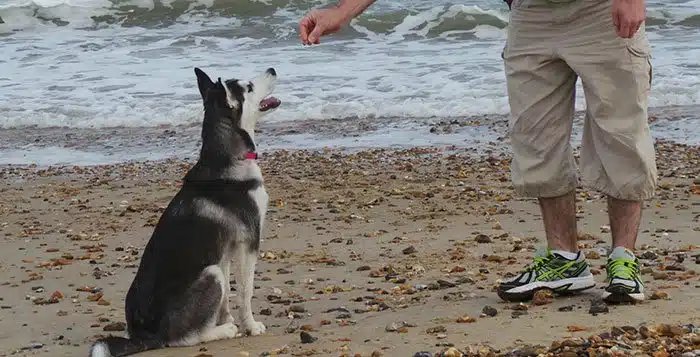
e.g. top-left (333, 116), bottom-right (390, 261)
top-left (1, 105), bottom-right (699, 168)
top-left (1, 142), bottom-right (698, 357)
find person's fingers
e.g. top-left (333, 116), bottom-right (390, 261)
top-left (627, 18), bottom-right (639, 37)
top-left (623, 18), bottom-right (636, 38)
top-left (308, 20), bottom-right (325, 44)
top-left (630, 22), bottom-right (639, 37)
top-left (299, 16), bottom-right (313, 44)
top-left (619, 21), bottom-right (629, 38)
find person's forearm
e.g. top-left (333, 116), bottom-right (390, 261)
top-left (335, 0), bottom-right (376, 19)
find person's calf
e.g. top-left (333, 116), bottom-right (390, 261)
top-left (539, 190), bottom-right (579, 254)
top-left (607, 196), bottom-right (642, 251)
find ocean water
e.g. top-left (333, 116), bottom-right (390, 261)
top-left (1, 0), bottom-right (699, 166)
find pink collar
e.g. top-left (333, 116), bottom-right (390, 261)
top-left (245, 152), bottom-right (258, 160)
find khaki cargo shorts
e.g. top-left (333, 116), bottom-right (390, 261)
top-left (503, 0), bottom-right (658, 200)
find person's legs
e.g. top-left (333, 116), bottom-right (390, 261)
top-left (497, 0), bottom-right (595, 302)
top-left (563, 0), bottom-right (657, 302)
top-left (505, 2), bottom-right (581, 256)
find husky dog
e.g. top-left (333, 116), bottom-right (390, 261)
top-left (88, 67), bottom-right (281, 357)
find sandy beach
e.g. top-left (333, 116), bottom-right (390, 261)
top-left (0, 139), bottom-right (698, 357)
top-left (2, 0), bottom-right (699, 354)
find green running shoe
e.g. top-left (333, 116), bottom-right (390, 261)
top-left (497, 248), bottom-right (596, 302)
top-left (602, 247), bottom-right (645, 303)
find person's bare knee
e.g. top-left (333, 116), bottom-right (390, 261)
top-left (538, 190), bottom-right (578, 253)
top-left (607, 196), bottom-right (642, 251)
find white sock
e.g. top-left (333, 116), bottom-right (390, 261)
top-left (551, 249), bottom-right (579, 260)
top-left (609, 246), bottom-right (635, 260)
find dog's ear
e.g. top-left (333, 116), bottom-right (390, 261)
top-left (194, 67), bottom-right (215, 99)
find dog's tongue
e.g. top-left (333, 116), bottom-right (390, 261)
top-left (259, 97), bottom-right (281, 111)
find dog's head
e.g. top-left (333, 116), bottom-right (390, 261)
top-left (194, 67), bottom-right (280, 140)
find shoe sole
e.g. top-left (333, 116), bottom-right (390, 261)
top-left (601, 286), bottom-right (645, 303)
top-left (497, 276), bottom-right (597, 302)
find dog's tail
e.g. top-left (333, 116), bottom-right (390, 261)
top-left (88, 336), bottom-right (163, 357)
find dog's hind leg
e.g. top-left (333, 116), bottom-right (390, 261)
top-left (164, 265), bottom-right (239, 347)
top-left (232, 245), bottom-right (266, 336)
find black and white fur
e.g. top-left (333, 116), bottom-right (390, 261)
top-left (88, 67), bottom-right (281, 357)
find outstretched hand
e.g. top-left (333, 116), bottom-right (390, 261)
top-left (612, 0), bottom-right (646, 38)
top-left (299, 7), bottom-right (351, 45)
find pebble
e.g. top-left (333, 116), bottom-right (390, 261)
top-left (666, 263), bottom-right (686, 271)
top-left (650, 290), bottom-right (670, 300)
top-left (437, 279), bottom-right (456, 288)
top-left (21, 343), bottom-right (44, 350)
top-left (653, 271), bottom-right (669, 280)
top-left (511, 310), bottom-right (528, 318)
top-left (103, 322), bottom-right (126, 332)
top-left (481, 305), bottom-right (498, 317)
top-left (426, 325), bottom-right (447, 334)
top-left (641, 251), bottom-right (659, 260)
top-left (532, 289), bottom-right (553, 305)
top-left (474, 234), bottom-right (492, 243)
top-left (588, 298), bottom-right (609, 315)
top-left (299, 331), bottom-right (316, 344)
top-left (289, 304), bottom-right (306, 313)
top-left (657, 323), bottom-right (687, 337)
top-left (585, 250), bottom-right (601, 260)
top-left (403, 246), bottom-right (417, 255)
top-left (456, 315), bottom-right (476, 323)
top-left (516, 345), bottom-right (540, 356)
top-left (440, 347), bottom-right (463, 357)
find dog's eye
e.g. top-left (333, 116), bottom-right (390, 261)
top-left (247, 83), bottom-right (253, 93)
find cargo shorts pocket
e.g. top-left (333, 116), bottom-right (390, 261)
top-left (624, 30), bottom-right (653, 90)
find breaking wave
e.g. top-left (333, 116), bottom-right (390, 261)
top-left (1, 0), bottom-right (697, 36)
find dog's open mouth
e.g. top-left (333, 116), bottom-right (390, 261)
top-left (259, 96), bottom-right (281, 112)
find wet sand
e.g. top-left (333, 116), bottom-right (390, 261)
top-left (0, 140), bottom-right (698, 357)
top-left (2, 105), bottom-right (699, 168)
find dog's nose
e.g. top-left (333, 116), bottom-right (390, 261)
top-left (266, 68), bottom-right (276, 76)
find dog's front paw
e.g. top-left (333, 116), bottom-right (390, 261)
top-left (199, 322), bottom-right (239, 343)
top-left (224, 322), bottom-right (239, 339)
top-left (243, 320), bottom-right (266, 336)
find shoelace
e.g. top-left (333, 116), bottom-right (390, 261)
top-left (606, 258), bottom-right (638, 280)
top-left (525, 254), bottom-right (553, 273)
